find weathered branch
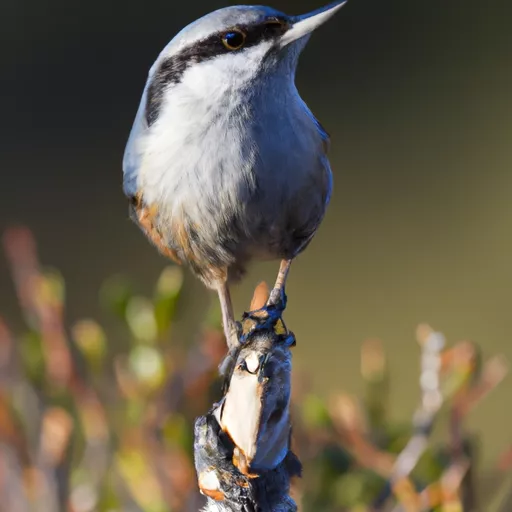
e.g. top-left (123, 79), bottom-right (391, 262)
top-left (193, 284), bottom-right (301, 511)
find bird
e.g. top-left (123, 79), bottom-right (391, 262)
top-left (122, 1), bottom-right (345, 350)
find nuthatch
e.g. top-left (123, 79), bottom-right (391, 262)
top-left (123, 2), bottom-right (345, 348)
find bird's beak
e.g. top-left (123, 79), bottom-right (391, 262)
top-left (279, 0), bottom-right (347, 48)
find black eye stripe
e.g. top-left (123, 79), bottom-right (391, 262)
top-left (238, 18), bottom-right (290, 46)
top-left (145, 17), bottom-right (291, 126)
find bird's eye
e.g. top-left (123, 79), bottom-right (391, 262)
top-left (222, 30), bottom-right (246, 51)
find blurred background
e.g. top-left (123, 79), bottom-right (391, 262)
top-left (1, 0), bottom-right (512, 508)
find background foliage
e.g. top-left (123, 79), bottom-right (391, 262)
top-left (2, 0), bottom-right (512, 478)
top-left (1, 227), bottom-right (511, 512)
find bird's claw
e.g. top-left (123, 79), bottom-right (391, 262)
top-left (235, 320), bottom-right (243, 339)
top-left (238, 291), bottom-right (293, 345)
top-left (218, 296), bottom-right (295, 379)
top-left (282, 332), bottom-right (297, 347)
top-left (267, 287), bottom-right (287, 310)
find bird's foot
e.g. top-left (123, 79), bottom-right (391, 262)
top-left (239, 289), bottom-right (295, 345)
top-left (267, 285), bottom-right (287, 310)
top-left (223, 322), bottom-right (242, 351)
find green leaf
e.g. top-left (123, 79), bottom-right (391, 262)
top-left (301, 393), bottom-right (332, 429)
top-left (99, 274), bottom-right (134, 319)
top-left (125, 297), bottom-right (158, 344)
top-left (19, 330), bottom-right (45, 384)
top-left (128, 345), bottom-right (166, 391)
top-left (153, 265), bottom-right (184, 336)
top-left (72, 319), bottom-right (107, 372)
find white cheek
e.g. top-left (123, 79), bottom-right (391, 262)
top-left (133, 40), bottom-right (279, 219)
top-left (182, 42), bottom-right (273, 95)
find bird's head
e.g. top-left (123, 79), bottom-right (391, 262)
top-left (144, 1), bottom-right (346, 125)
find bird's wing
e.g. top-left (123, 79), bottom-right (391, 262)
top-left (290, 114), bottom-right (333, 257)
top-left (290, 159), bottom-right (333, 257)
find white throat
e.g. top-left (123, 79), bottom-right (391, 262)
top-left (137, 46), bottom-right (297, 215)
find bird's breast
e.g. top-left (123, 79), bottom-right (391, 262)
top-left (134, 82), bottom-right (331, 277)
top-left (140, 89), bottom-right (256, 212)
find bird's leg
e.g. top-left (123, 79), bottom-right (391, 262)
top-left (216, 281), bottom-right (240, 351)
top-left (235, 260), bottom-right (293, 345)
top-left (267, 259), bottom-right (293, 308)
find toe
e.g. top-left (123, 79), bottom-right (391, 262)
top-left (268, 288), bottom-right (287, 310)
